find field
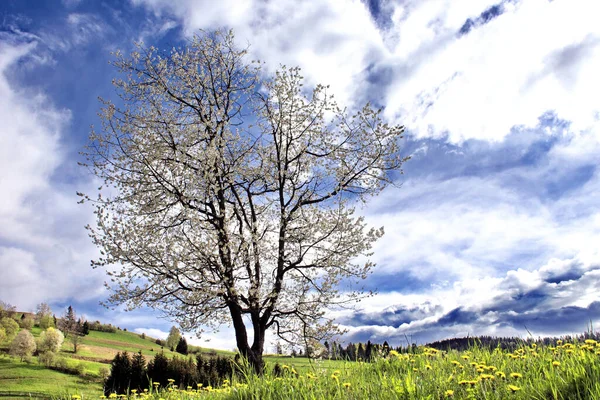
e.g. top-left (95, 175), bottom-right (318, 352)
top-left (3, 327), bottom-right (600, 399)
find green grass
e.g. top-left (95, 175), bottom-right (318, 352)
top-left (0, 355), bottom-right (101, 397)
top-left (74, 339), bottom-right (600, 400)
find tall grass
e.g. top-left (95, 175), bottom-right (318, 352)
top-left (82, 339), bottom-right (600, 400)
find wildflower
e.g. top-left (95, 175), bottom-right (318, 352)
top-left (510, 373), bottom-right (522, 379)
top-left (451, 360), bottom-right (461, 366)
top-left (152, 382), bottom-right (160, 387)
top-left (445, 389), bottom-right (454, 397)
top-left (109, 394), bottom-right (117, 399)
top-left (72, 396), bottom-right (81, 400)
top-left (131, 390), bottom-right (137, 394)
top-left (557, 340), bottom-right (563, 345)
top-left (508, 384), bottom-right (521, 393)
top-left (531, 343), bottom-right (537, 349)
top-left (331, 374), bottom-right (339, 382)
top-left (461, 355), bottom-right (470, 360)
top-left (343, 382), bottom-right (351, 389)
top-left (425, 364), bottom-right (432, 370)
top-left (552, 361), bottom-right (560, 367)
top-left (458, 380), bottom-right (469, 386)
top-left (496, 371), bottom-right (506, 379)
top-left (333, 370), bottom-right (341, 375)
top-left (585, 339), bottom-right (597, 345)
top-left (389, 350), bottom-right (400, 357)
top-left (167, 378), bottom-right (175, 383)
top-left (197, 383), bottom-right (203, 388)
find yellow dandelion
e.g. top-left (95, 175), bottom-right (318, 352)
top-left (508, 384), bottom-right (521, 393)
top-left (389, 350), bottom-right (400, 357)
top-left (552, 361), bottom-right (560, 367)
top-left (510, 372), bottom-right (522, 379)
top-left (445, 389), bottom-right (454, 397)
top-left (461, 355), bottom-right (469, 360)
top-left (343, 382), bottom-right (351, 389)
top-left (425, 364), bottom-right (432, 370)
top-left (585, 339), bottom-right (597, 345)
top-left (496, 371), bottom-right (506, 379)
top-left (109, 395), bottom-right (117, 399)
top-left (451, 360), bottom-right (461, 366)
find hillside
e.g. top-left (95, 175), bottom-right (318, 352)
top-left (0, 325), bottom-right (236, 397)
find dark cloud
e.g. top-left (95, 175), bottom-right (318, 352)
top-left (340, 302), bottom-right (442, 328)
top-left (458, 2), bottom-right (506, 37)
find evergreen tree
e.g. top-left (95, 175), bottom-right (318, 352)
top-left (82, 321), bottom-right (90, 335)
top-left (365, 340), bottom-right (373, 361)
top-left (175, 336), bottom-right (188, 355)
top-left (148, 352), bottom-right (169, 387)
top-left (105, 352), bottom-right (132, 395)
top-left (130, 351), bottom-right (148, 391)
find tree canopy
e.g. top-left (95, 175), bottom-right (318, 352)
top-left (81, 29), bottom-right (408, 371)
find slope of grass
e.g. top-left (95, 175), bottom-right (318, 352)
top-left (0, 356), bottom-right (101, 397)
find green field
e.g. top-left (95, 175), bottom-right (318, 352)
top-left (3, 326), bottom-right (600, 399)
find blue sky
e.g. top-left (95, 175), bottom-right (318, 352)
top-left (1, 0), bottom-right (599, 351)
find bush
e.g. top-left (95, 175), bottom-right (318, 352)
top-left (37, 327), bottom-right (64, 353)
top-left (99, 366), bottom-right (110, 382)
top-left (0, 318), bottom-right (19, 342)
top-left (19, 317), bottom-right (34, 330)
top-left (10, 330), bottom-right (36, 361)
top-left (54, 357), bottom-right (69, 370)
top-left (75, 362), bottom-right (86, 376)
top-left (38, 351), bottom-right (55, 367)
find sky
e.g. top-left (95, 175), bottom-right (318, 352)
top-left (1, 0), bottom-right (599, 351)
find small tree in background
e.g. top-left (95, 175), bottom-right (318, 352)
top-left (1, 317), bottom-right (19, 342)
top-left (82, 321), bottom-right (90, 335)
top-left (166, 326), bottom-right (181, 351)
top-left (0, 301), bottom-right (16, 319)
top-left (176, 336), bottom-right (188, 355)
top-left (35, 303), bottom-right (52, 326)
top-left (38, 327), bottom-right (65, 353)
top-left (19, 315), bottom-right (34, 330)
top-left (58, 306), bottom-right (83, 353)
top-left (10, 330), bottom-right (36, 361)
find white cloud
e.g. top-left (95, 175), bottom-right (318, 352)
top-left (0, 39), bottom-right (105, 310)
top-left (384, 0), bottom-right (600, 142)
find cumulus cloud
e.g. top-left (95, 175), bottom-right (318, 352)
top-left (0, 37), bottom-right (105, 310)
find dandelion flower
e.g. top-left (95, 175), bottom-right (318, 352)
top-left (343, 382), bottom-right (351, 388)
top-left (508, 385), bottom-right (521, 393)
top-left (510, 372), bottom-right (522, 379)
top-left (552, 361), bottom-right (560, 367)
top-left (445, 389), bottom-right (454, 397)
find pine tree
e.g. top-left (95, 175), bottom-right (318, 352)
top-left (175, 336), bottom-right (188, 355)
top-left (130, 351), bottom-right (148, 391)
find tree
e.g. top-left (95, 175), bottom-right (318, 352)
top-left (36, 302), bottom-right (52, 325)
top-left (82, 321), bottom-right (90, 335)
top-left (166, 326), bottom-right (181, 351)
top-left (176, 336), bottom-right (188, 355)
top-left (37, 327), bottom-right (65, 353)
top-left (19, 315), bottom-right (34, 330)
top-left (1, 317), bottom-right (19, 342)
top-left (10, 329), bottom-right (36, 361)
top-left (0, 301), bottom-right (16, 319)
top-left (58, 306), bottom-right (83, 353)
top-left (0, 327), bottom-right (5, 343)
top-left (81, 30), bottom-right (408, 372)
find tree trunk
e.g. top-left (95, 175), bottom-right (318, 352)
top-left (229, 303), bottom-right (265, 374)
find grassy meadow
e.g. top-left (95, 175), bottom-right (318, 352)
top-left (3, 326), bottom-right (600, 399)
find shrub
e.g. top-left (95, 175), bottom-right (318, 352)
top-left (37, 327), bottom-right (64, 353)
top-left (38, 351), bottom-right (55, 367)
top-left (10, 330), bottom-right (36, 361)
top-left (75, 362), bottom-right (86, 376)
top-left (19, 317), bottom-right (34, 330)
top-left (0, 317), bottom-right (19, 341)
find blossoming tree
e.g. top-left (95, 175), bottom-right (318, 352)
top-left (80, 30), bottom-right (408, 371)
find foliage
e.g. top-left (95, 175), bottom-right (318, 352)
top-left (19, 315), bottom-right (35, 330)
top-left (88, 320), bottom-right (118, 333)
top-left (10, 329), bottom-right (37, 361)
top-left (0, 300), bottom-right (16, 319)
top-left (0, 326), bottom-right (5, 343)
top-left (37, 327), bottom-right (65, 353)
top-left (81, 29), bottom-right (408, 372)
top-left (176, 337), bottom-right (189, 355)
top-left (38, 351), bottom-right (55, 367)
top-left (167, 326), bottom-right (182, 351)
top-left (1, 317), bottom-right (19, 342)
top-left (105, 350), bottom-right (236, 395)
top-left (58, 305), bottom-right (84, 353)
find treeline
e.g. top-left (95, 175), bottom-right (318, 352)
top-left (427, 331), bottom-right (600, 352)
top-left (104, 351), bottom-right (236, 395)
